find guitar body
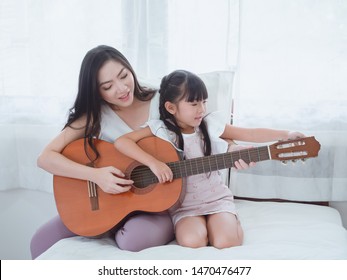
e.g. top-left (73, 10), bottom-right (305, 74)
top-left (53, 135), bottom-right (320, 237)
top-left (54, 136), bottom-right (183, 237)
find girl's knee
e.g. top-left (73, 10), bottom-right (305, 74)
top-left (210, 221), bottom-right (244, 249)
top-left (176, 225), bottom-right (208, 248)
top-left (177, 232), bottom-right (208, 248)
top-left (175, 216), bottom-right (208, 248)
top-left (210, 234), bottom-right (242, 249)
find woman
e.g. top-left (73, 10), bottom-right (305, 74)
top-left (31, 45), bottom-right (174, 259)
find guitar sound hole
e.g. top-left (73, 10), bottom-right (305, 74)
top-left (130, 165), bottom-right (158, 189)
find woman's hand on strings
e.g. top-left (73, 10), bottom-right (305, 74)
top-left (92, 166), bottom-right (133, 194)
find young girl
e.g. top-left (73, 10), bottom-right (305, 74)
top-left (114, 70), bottom-right (305, 249)
top-left (30, 45), bottom-right (175, 259)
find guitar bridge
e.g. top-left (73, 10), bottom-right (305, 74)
top-left (87, 181), bottom-right (99, 211)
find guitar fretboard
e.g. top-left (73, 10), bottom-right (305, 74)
top-left (131, 146), bottom-right (270, 188)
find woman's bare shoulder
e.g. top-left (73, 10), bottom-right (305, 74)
top-left (45, 115), bottom-right (88, 153)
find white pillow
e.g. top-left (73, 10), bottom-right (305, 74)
top-left (140, 70), bottom-right (235, 122)
top-left (198, 71), bottom-right (234, 120)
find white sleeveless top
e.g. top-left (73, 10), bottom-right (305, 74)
top-left (99, 93), bottom-right (159, 142)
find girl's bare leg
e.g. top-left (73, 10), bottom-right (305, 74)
top-left (175, 216), bottom-right (208, 248)
top-left (207, 212), bottom-right (243, 249)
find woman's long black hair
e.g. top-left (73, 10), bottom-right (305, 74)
top-left (64, 45), bottom-right (156, 161)
top-left (159, 70), bottom-right (211, 156)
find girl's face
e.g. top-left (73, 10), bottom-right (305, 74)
top-left (98, 60), bottom-right (135, 109)
top-left (166, 99), bottom-right (207, 134)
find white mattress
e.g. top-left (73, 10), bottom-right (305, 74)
top-left (37, 200), bottom-right (347, 260)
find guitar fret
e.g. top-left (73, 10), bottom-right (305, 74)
top-left (206, 158), bottom-right (211, 172)
top-left (195, 158), bottom-right (199, 175)
top-left (222, 155), bottom-right (227, 167)
top-left (189, 159), bottom-right (193, 176)
top-left (214, 155), bottom-right (219, 170)
top-left (208, 157), bottom-right (212, 172)
top-left (229, 152), bottom-right (234, 168)
top-left (184, 160), bottom-right (188, 177)
top-left (255, 149), bottom-right (259, 162)
top-left (171, 163), bottom-right (177, 179)
top-left (201, 157), bottom-right (206, 174)
top-left (248, 149), bottom-right (256, 162)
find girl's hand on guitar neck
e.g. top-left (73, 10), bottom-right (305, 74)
top-left (287, 131), bottom-right (305, 140)
top-left (92, 166), bottom-right (134, 194)
top-left (149, 159), bottom-right (173, 183)
top-left (227, 143), bottom-right (256, 170)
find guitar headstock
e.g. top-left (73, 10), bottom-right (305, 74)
top-left (269, 136), bottom-right (321, 162)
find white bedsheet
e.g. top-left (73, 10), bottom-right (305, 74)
top-left (37, 200), bottom-right (347, 260)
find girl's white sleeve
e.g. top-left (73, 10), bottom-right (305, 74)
top-left (146, 120), bottom-right (180, 151)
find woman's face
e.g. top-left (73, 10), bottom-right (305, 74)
top-left (98, 59), bottom-right (135, 109)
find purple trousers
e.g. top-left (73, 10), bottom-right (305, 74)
top-left (30, 212), bottom-right (174, 259)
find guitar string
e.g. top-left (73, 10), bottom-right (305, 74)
top-left (83, 147), bottom-right (273, 187)
top-left (129, 148), bottom-right (270, 179)
top-left (127, 148), bottom-right (271, 184)
top-left (88, 139), bottom-right (311, 188)
top-left (87, 180), bottom-right (97, 197)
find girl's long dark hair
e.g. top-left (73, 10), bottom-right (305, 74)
top-left (65, 45), bottom-right (156, 161)
top-left (159, 70), bottom-right (211, 156)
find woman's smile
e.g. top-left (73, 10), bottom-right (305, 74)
top-left (119, 91), bottom-right (130, 102)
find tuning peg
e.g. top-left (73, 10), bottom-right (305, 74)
top-left (281, 160), bottom-right (287, 165)
top-left (301, 158), bottom-right (306, 164)
top-left (291, 159), bottom-right (297, 164)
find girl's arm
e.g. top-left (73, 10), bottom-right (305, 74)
top-left (37, 115), bottom-right (133, 194)
top-left (114, 127), bottom-right (173, 183)
top-left (221, 125), bottom-right (304, 169)
top-left (221, 124), bottom-right (304, 143)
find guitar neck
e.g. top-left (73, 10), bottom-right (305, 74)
top-left (131, 136), bottom-right (320, 188)
top-left (168, 145), bottom-right (270, 179)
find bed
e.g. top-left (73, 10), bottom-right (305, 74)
top-left (37, 199), bottom-right (347, 260)
top-left (16, 71), bottom-right (346, 260)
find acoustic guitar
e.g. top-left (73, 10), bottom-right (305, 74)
top-left (54, 136), bottom-right (320, 236)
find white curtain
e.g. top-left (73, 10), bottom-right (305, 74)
top-left (232, 0), bottom-right (347, 201)
top-left (0, 0), bottom-right (238, 192)
top-left (0, 0), bottom-right (124, 191)
top-left (1, 0), bottom-right (346, 201)
top-left (121, 0), bottom-right (239, 79)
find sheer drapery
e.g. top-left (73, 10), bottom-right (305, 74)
top-left (121, 0), bottom-right (169, 80)
top-left (0, 0), bottom-right (124, 190)
top-left (1, 0), bottom-right (346, 201)
top-left (0, 0), bottom-right (238, 192)
top-left (0, 0), bottom-right (123, 125)
top-left (121, 0), bottom-right (239, 79)
top-left (232, 0), bottom-right (347, 201)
